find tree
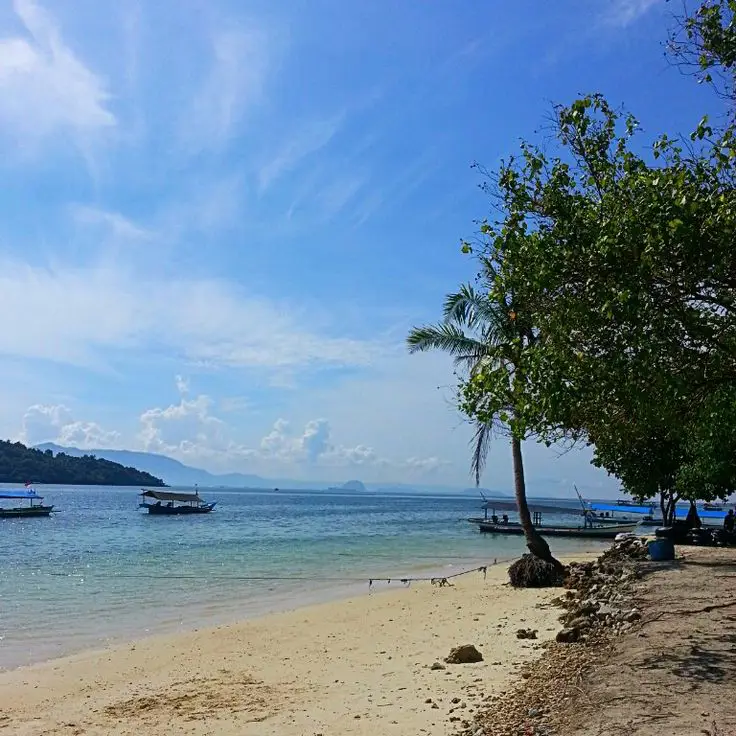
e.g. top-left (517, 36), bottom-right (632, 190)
top-left (462, 90), bottom-right (736, 512)
top-left (407, 271), bottom-right (558, 563)
top-left (668, 0), bottom-right (736, 107)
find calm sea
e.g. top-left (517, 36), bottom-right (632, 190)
top-left (0, 486), bottom-right (606, 670)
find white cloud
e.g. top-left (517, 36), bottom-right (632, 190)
top-left (132, 379), bottom-right (447, 478)
top-left (0, 258), bottom-right (379, 371)
top-left (181, 27), bottom-right (269, 153)
top-left (139, 394), bottom-right (229, 456)
top-left (20, 403), bottom-right (119, 448)
top-left (258, 114), bottom-right (344, 191)
top-left (0, 0), bottom-right (115, 151)
top-left (174, 375), bottom-right (190, 395)
top-left (602, 0), bottom-right (661, 27)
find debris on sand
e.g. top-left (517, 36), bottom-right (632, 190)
top-left (445, 645), bottom-right (483, 664)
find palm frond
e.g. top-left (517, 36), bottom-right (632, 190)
top-left (406, 324), bottom-right (490, 366)
top-left (470, 420), bottom-right (494, 486)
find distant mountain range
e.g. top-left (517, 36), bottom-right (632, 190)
top-left (35, 443), bottom-right (511, 496)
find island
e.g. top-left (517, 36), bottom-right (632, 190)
top-left (0, 440), bottom-right (165, 486)
top-left (327, 480), bottom-right (367, 492)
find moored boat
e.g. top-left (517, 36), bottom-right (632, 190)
top-left (476, 520), bottom-right (639, 539)
top-left (0, 489), bottom-right (55, 518)
top-left (139, 489), bottom-right (216, 515)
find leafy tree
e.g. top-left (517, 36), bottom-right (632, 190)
top-left (460, 90), bottom-right (736, 515)
top-left (407, 271), bottom-right (559, 563)
top-left (668, 0), bottom-right (736, 106)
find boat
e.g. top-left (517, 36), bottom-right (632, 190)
top-left (0, 488), bottom-right (56, 518)
top-left (139, 489), bottom-right (216, 515)
top-left (476, 519), bottom-right (639, 539)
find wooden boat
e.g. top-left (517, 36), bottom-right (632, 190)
top-left (476, 519), bottom-right (639, 539)
top-left (0, 489), bottom-right (55, 518)
top-left (139, 489), bottom-right (216, 515)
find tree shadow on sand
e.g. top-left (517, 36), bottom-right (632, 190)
top-left (638, 632), bottom-right (736, 686)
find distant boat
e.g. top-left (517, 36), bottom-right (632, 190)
top-left (139, 489), bottom-right (216, 515)
top-left (0, 488), bottom-right (56, 518)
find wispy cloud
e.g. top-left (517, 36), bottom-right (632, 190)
top-left (258, 114), bottom-right (345, 192)
top-left (70, 205), bottom-right (152, 241)
top-left (0, 258), bottom-right (381, 372)
top-left (602, 0), bottom-right (662, 27)
top-left (180, 27), bottom-right (270, 153)
top-left (0, 0), bottom-right (115, 153)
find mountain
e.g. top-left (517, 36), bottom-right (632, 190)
top-left (34, 444), bottom-right (514, 495)
top-left (0, 440), bottom-right (164, 486)
top-left (36, 444), bottom-right (268, 488)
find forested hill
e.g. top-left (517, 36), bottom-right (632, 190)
top-left (0, 441), bottom-right (166, 486)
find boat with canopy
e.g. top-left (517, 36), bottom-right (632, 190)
top-left (468, 493), bottom-right (639, 539)
top-left (0, 489), bottom-right (56, 518)
top-left (139, 489), bottom-right (216, 515)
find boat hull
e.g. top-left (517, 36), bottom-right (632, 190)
top-left (476, 521), bottom-right (639, 539)
top-left (140, 502), bottom-right (216, 515)
top-left (0, 505), bottom-right (54, 518)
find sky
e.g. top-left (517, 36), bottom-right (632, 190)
top-left (0, 0), bottom-right (719, 494)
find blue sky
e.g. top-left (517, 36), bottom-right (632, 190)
top-left (0, 0), bottom-right (719, 493)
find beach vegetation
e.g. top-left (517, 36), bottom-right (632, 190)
top-left (416, 0), bottom-right (736, 549)
top-left (407, 278), bottom-right (559, 564)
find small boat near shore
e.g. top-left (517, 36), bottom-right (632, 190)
top-left (476, 519), bottom-right (639, 539)
top-left (0, 489), bottom-right (56, 518)
top-left (139, 489), bottom-right (216, 515)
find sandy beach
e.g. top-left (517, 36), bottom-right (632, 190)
top-left (0, 557), bottom-right (592, 736)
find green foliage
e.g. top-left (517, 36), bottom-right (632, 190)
top-left (464, 88), bottom-right (736, 510)
top-left (668, 0), bottom-right (736, 102)
top-left (0, 440), bottom-right (165, 486)
top-left (407, 277), bottom-right (524, 481)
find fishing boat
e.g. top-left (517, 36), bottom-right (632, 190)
top-left (139, 489), bottom-right (216, 515)
top-left (0, 489), bottom-right (56, 518)
top-left (476, 519), bottom-right (639, 539)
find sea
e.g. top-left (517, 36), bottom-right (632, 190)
top-left (0, 486), bottom-right (608, 671)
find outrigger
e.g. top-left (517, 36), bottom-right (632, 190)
top-left (139, 488), bottom-right (216, 515)
top-left (0, 489), bottom-right (56, 518)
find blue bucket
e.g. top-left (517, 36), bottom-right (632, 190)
top-left (648, 538), bottom-right (675, 561)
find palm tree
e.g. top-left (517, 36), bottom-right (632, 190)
top-left (407, 283), bottom-right (555, 563)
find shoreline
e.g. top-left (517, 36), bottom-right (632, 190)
top-left (0, 552), bottom-right (597, 736)
top-left (1, 554), bottom-right (509, 673)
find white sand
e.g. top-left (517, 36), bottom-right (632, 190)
top-left (0, 557), bottom-right (591, 735)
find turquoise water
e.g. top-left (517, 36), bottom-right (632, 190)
top-left (0, 486), bottom-right (606, 670)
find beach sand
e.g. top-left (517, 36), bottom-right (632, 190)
top-left (0, 557), bottom-right (590, 736)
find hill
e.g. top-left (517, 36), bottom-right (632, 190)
top-left (0, 441), bottom-right (165, 486)
top-left (36, 443), bottom-right (267, 488)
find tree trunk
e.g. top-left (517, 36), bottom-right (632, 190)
top-left (511, 435), bottom-right (559, 566)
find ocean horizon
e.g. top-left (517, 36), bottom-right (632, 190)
top-left (0, 485), bottom-right (608, 671)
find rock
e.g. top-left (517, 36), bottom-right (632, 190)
top-left (566, 616), bottom-right (592, 630)
top-left (528, 707), bottom-right (541, 718)
top-left (556, 627), bottom-right (581, 643)
top-left (431, 703), bottom-right (439, 709)
top-left (430, 661), bottom-right (446, 670)
top-left (451, 697), bottom-right (461, 704)
top-left (624, 609), bottom-right (641, 623)
top-left (445, 644), bottom-right (483, 664)
top-left (516, 628), bottom-right (538, 640)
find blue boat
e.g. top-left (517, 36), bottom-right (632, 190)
top-left (0, 489), bottom-right (55, 518)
